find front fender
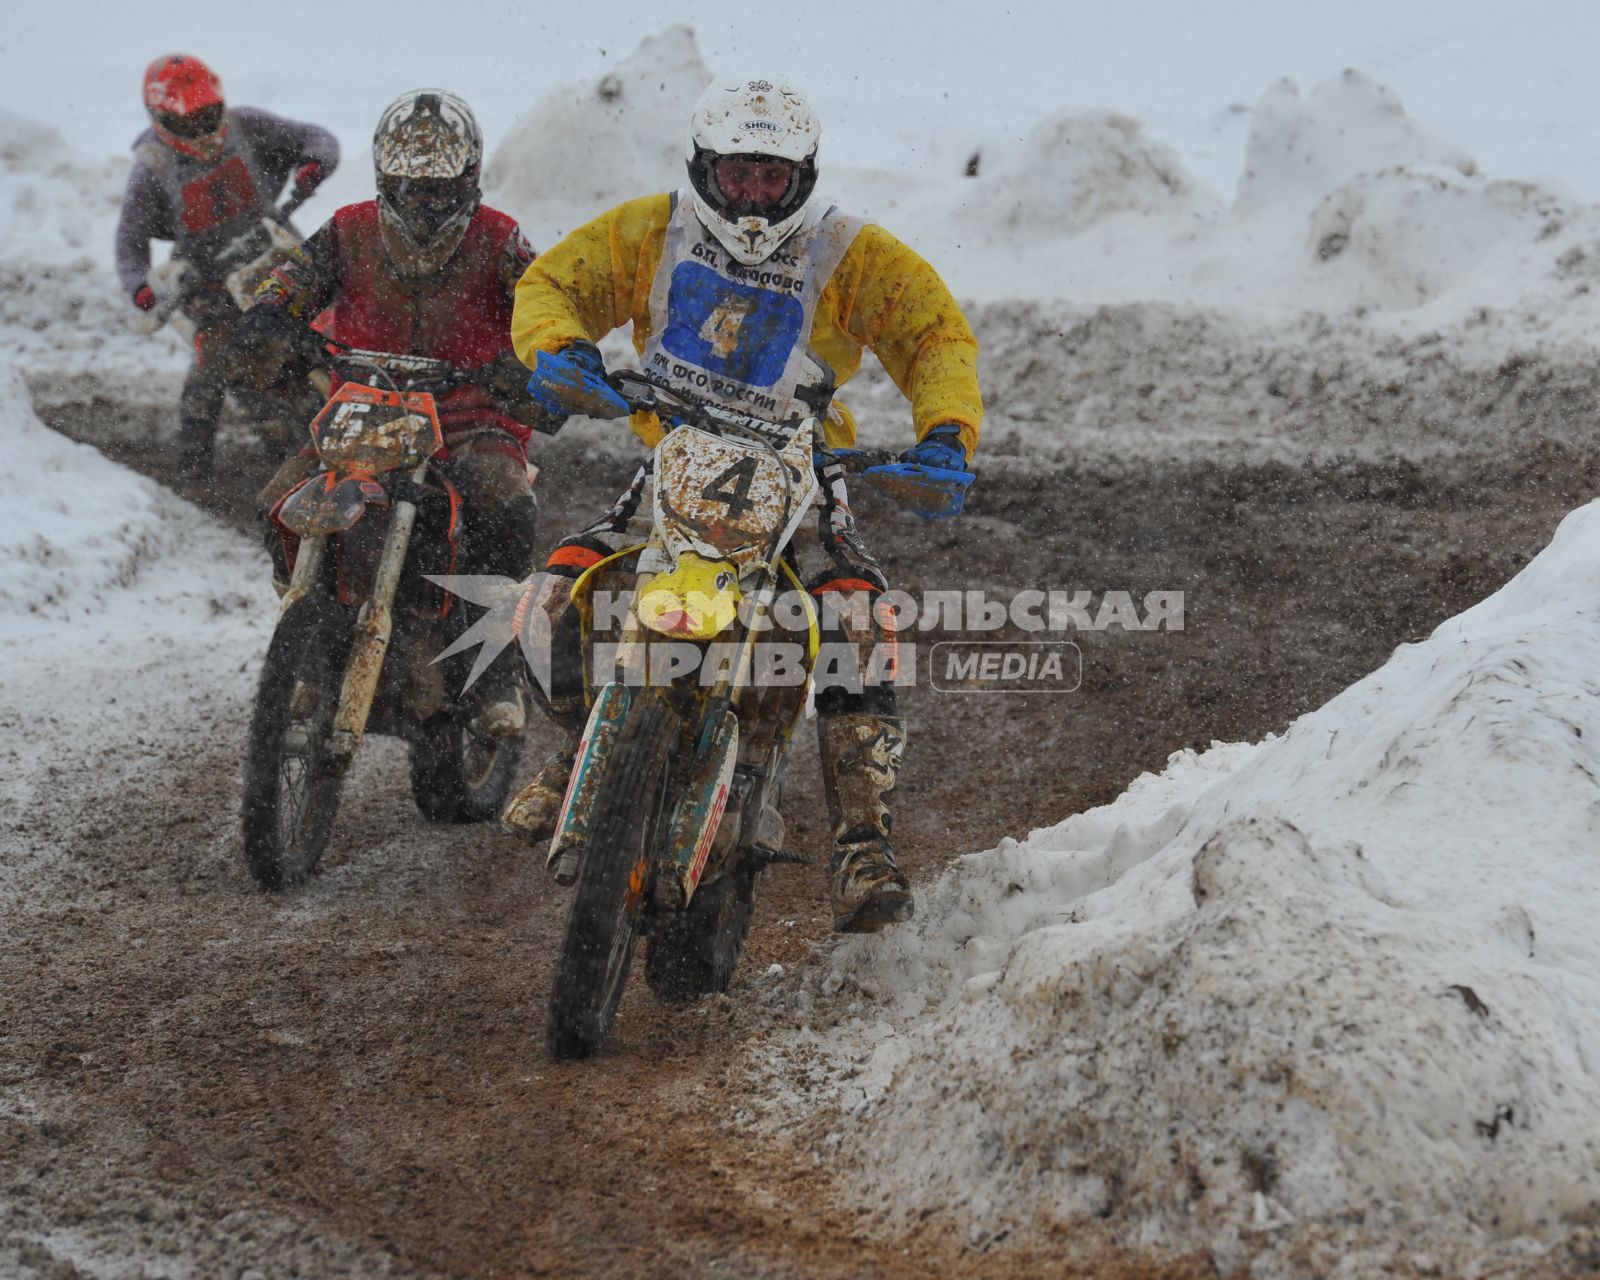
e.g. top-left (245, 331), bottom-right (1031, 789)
top-left (276, 471), bottom-right (389, 538)
top-left (637, 552), bottom-right (741, 641)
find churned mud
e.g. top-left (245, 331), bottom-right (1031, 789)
top-left (5, 399), bottom-right (1596, 1278)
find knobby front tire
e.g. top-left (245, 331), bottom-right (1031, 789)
top-left (545, 698), bottom-right (675, 1059)
top-left (644, 860), bottom-right (759, 1002)
top-left (241, 596), bottom-right (352, 890)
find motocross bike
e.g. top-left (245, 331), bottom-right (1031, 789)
top-left (535, 369), bottom-right (971, 1059)
top-left (136, 190), bottom-right (310, 335)
top-left (139, 192), bottom-right (323, 451)
top-left (241, 350), bottom-right (530, 890)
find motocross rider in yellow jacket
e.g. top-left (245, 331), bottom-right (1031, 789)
top-left (503, 75), bottom-right (982, 932)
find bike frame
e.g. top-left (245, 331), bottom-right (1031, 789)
top-left (546, 397), bottom-right (823, 909)
top-left (273, 361), bottom-right (449, 768)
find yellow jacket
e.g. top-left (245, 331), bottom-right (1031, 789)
top-left (511, 193), bottom-right (982, 457)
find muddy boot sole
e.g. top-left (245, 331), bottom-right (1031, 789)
top-left (833, 887), bottom-right (915, 934)
top-left (500, 751), bottom-right (575, 844)
top-left (472, 697), bottom-right (527, 740)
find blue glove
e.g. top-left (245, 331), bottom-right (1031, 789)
top-left (525, 340), bottom-right (629, 419)
top-left (863, 424), bottom-right (975, 521)
top-left (899, 424), bottom-right (970, 473)
top-left (561, 340), bottom-right (606, 379)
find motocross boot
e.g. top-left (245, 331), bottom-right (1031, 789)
top-left (469, 645), bottom-right (529, 740)
top-left (500, 737), bottom-right (578, 843)
top-left (819, 712), bottom-right (914, 933)
top-left (500, 568), bottom-right (592, 845)
top-left (175, 416), bottom-right (216, 500)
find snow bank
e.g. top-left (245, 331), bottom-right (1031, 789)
top-left (1234, 71), bottom-right (1476, 216)
top-left (1309, 168), bottom-right (1575, 313)
top-left (0, 108), bottom-right (187, 401)
top-left (954, 110), bottom-right (1218, 233)
top-left (1230, 73), bottom-right (1596, 330)
top-left (0, 111), bottom-right (128, 266)
top-left (0, 367), bottom-right (181, 622)
top-left (837, 296), bottom-right (1600, 467)
top-left (484, 25), bottom-right (711, 229)
top-left (0, 367), bottom-right (273, 907)
top-left (760, 502), bottom-right (1600, 1270)
top-left (896, 66), bottom-right (1600, 378)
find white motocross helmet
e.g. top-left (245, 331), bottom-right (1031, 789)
top-left (373, 89), bottom-right (484, 278)
top-left (686, 76), bottom-right (820, 266)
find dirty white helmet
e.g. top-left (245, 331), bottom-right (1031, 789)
top-left (373, 89), bottom-right (483, 277)
top-left (686, 76), bottom-right (820, 266)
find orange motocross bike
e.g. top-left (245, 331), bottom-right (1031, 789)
top-left (241, 350), bottom-right (530, 889)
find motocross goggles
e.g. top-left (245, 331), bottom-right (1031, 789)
top-left (377, 172), bottom-right (479, 241)
top-left (156, 102), bottom-right (225, 140)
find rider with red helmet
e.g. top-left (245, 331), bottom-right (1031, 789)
top-left (114, 54), bottom-right (339, 492)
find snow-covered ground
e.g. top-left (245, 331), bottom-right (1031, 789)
top-left (0, 365), bottom-right (273, 913)
top-left (4, 15), bottom-right (1600, 1275)
top-left (755, 497), bottom-right (1600, 1272)
top-left (0, 108), bottom-right (188, 408)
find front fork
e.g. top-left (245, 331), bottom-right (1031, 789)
top-left (546, 570), bottom-right (789, 901)
top-left (326, 460), bottom-right (429, 767)
top-left (657, 708), bottom-right (738, 909)
top-left (546, 571), bottom-right (662, 882)
top-left (279, 531), bottom-right (326, 616)
top-left (545, 682), bottom-right (632, 885)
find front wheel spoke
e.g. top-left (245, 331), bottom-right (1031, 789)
top-left (276, 720), bottom-right (323, 847)
top-left (604, 864), bottom-right (646, 1001)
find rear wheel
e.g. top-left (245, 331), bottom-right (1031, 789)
top-left (241, 596), bottom-right (352, 890)
top-left (409, 714), bottom-right (520, 823)
top-left (545, 698), bottom-right (675, 1060)
top-left (644, 860), bottom-right (759, 1001)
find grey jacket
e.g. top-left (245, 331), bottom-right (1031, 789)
top-left (114, 106), bottom-right (340, 297)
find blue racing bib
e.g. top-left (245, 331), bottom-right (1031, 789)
top-left (659, 261), bottom-right (805, 389)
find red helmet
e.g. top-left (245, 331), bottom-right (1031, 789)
top-left (143, 55), bottom-right (227, 157)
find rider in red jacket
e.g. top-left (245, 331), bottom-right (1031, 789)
top-left (230, 89), bottom-right (547, 735)
top-left (115, 53), bottom-right (338, 492)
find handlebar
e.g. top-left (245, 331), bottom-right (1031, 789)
top-left (607, 371), bottom-right (819, 453)
top-left (277, 189), bottom-right (310, 222)
top-left (136, 197), bottom-right (305, 335)
top-left (826, 447), bottom-right (897, 474)
top-left (332, 349), bottom-right (457, 384)
top-left (606, 373), bottom-right (895, 474)
top-left (136, 263), bottom-right (198, 333)
top-left (539, 362), bottom-right (971, 518)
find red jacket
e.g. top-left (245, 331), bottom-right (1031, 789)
top-left (258, 200), bottom-right (535, 445)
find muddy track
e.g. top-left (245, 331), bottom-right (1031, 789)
top-left (6, 404), bottom-right (1597, 1278)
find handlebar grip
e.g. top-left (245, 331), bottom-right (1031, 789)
top-left (132, 272), bottom-right (195, 335)
top-left (828, 447), bottom-right (897, 473)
